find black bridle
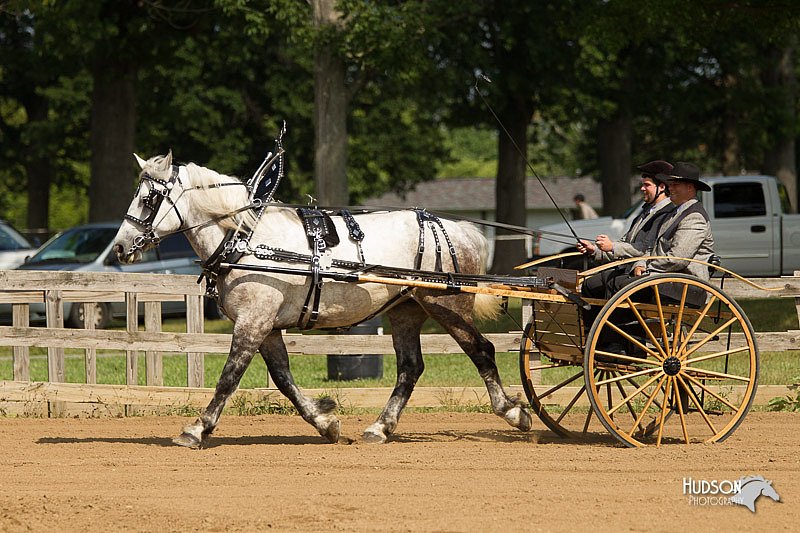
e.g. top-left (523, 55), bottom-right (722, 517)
top-left (124, 165), bottom-right (184, 253)
top-left (123, 164), bottom-right (249, 255)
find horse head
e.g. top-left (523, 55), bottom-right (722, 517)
top-left (113, 151), bottom-right (186, 264)
top-left (760, 480), bottom-right (781, 502)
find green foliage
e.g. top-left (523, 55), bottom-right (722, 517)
top-left (3, 0), bottom-right (800, 229)
top-left (437, 127), bottom-right (496, 178)
top-left (737, 298), bottom-right (799, 332)
top-left (768, 383), bottom-right (800, 412)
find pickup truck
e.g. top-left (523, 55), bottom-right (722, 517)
top-left (532, 175), bottom-right (800, 276)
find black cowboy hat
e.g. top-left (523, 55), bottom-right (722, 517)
top-left (637, 160), bottom-right (673, 176)
top-left (637, 160), bottom-right (673, 187)
top-left (657, 161), bottom-right (711, 192)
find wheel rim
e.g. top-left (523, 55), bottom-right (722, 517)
top-left (520, 308), bottom-right (607, 438)
top-left (77, 303), bottom-right (107, 329)
top-left (583, 274), bottom-right (758, 447)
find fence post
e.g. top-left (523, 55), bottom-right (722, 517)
top-left (186, 295), bottom-right (204, 388)
top-left (126, 292), bottom-right (139, 385)
top-left (795, 271), bottom-right (800, 329)
top-left (45, 290), bottom-right (65, 382)
top-left (144, 301), bottom-right (163, 386)
top-left (12, 303), bottom-right (30, 381)
top-left (83, 303), bottom-right (97, 384)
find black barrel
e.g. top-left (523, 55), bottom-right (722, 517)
top-left (326, 316), bottom-right (384, 380)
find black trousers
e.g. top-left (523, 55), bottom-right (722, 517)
top-left (581, 267), bottom-right (644, 346)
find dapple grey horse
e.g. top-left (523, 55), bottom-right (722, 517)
top-left (112, 152), bottom-right (532, 447)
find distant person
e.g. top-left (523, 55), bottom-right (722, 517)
top-left (573, 194), bottom-right (598, 220)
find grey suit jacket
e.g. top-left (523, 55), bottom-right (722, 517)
top-left (633, 199), bottom-right (715, 300)
top-left (592, 197), bottom-right (675, 263)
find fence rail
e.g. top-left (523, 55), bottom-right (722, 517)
top-left (1, 270), bottom-right (798, 417)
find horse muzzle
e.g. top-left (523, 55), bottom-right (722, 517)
top-left (113, 243), bottom-right (141, 264)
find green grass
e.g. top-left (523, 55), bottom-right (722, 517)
top-left (737, 298), bottom-right (798, 332)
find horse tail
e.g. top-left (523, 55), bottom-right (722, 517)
top-left (456, 221), bottom-right (503, 321)
top-left (474, 293), bottom-right (503, 321)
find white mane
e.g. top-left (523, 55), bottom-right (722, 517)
top-left (182, 163), bottom-right (258, 232)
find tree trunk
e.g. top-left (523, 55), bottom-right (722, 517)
top-left (22, 93), bottom-right (52, 237)
top-left (720, 73), bottom-right (741, 176)
top-left (89, 64), bottom-right (137, 222)
top-left (312, 0), bottom-right (348, 206)
top-left (721, 113), bottom-right (741, 175)
top-left (489, 106), bottom-right (529, 274)
top-left (762, 45), bottom-right (797, 212)
top-left (597, 112), bottom-right (632, 218)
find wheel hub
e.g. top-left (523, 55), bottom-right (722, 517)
top-left (662, 356), bottom-right (681, 376)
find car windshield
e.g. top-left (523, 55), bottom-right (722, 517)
top-left (26, 227), bottom-right (118, 265)
top-left (621, 200), bottom-right (644, 218)
top-left (0, 222), bottom-right (32, 251)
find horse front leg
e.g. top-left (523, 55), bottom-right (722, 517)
top-left (173, 331), bottom-right (259, 449)
top-left (363, 301), bottom-right (427, 443)
top-left (260, 331), bottom-right (341, 443)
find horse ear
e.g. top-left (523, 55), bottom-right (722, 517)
top-left (164, 150), bottom-right (173, 168)
top-left (134, 153), bottom-right (147, 170)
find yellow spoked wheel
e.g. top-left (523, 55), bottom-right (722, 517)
top-left (519, 308), bottom-right (608, 438)
top-left (583, 273), bottom-right (759, 447)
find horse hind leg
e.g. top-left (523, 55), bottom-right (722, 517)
top-left (363, 301), bottom-right (428, 444)
top-left (259, 331), bottom-right (341, 443)
top-left (416, 292), bottom-right (532, 433)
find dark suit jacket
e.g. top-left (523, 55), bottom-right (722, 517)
top-left (592, 198), bottom-right (675, 263)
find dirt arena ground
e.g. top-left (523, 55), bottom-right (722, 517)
top-left (0, 411), bottom-right (797, 532)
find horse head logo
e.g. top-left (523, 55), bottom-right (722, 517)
top-left (732, 475), bottom-right (781, 513)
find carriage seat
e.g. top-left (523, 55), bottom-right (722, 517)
top-left (708, 254), bottom-right (722, 276)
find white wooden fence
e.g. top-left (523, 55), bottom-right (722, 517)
top-left (0, 270), bottom-right (798, 417)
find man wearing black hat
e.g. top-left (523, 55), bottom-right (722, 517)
top-left (579, 160), bottom-right (677, 299)
top-left (631, 161), bottom-right (715, 303)
top-left (578, 160), bottom-right (676, 266)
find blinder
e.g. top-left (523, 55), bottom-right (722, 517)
top-left (124, 165), bottom-right (184, 253)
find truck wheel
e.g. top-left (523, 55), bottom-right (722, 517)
top-left (67, 302), bottom-right (111, 329)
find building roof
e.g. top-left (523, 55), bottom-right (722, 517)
top-left (365, 176), bottom-right (607, 211)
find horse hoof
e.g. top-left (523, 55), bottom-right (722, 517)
top-left (362, 428), bottom-right (387, 444)
top-left (504, 406), bottom-right (533, 432)
top-left (172, 432), bottom-right (202, 449)
top-left (320, 419), bottom-right (341, 444)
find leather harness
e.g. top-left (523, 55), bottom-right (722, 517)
top-left (200, 207), bottom-right (461, 331)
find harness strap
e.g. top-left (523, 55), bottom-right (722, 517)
top-left (429, 221), bottom-right (443, 272)
top-left (414, 209), bottom-right (460, 273)
top-left (339, 209), bottom-right (366, 264)
top-left (415, 210), bottom-right (426, 270)
top-left (297, 233), bottom-right (325, 330)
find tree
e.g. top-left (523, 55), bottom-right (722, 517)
top-left (761, 44), bottom-right (797, 211)
top-left (0, 5), bottom-right (91, 232)
top-left (312, 0), bottom-right (348, 205)
top-left (424, 0), bottom-right (580, 272)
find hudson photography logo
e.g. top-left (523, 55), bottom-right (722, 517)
top-left (683, 475), bottom-right (781, 512)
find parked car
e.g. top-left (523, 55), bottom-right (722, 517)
top-left (0, 219), bottom-right (36, 270)
top-left (531, 175), bottom-right (800, 277)
top-left (0, 221), bottom-right (223, 328)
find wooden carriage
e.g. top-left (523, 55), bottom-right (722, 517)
top-left (516, 259), bottom-right (758, 447)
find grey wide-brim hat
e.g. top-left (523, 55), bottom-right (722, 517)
top-left (657, 161), bottom-right (711, 192)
